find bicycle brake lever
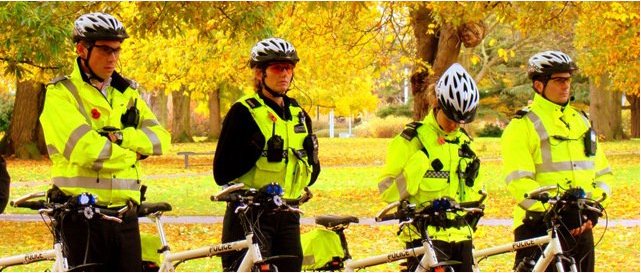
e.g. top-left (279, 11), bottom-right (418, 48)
top-left (99, 213), bottom-right (123, 224)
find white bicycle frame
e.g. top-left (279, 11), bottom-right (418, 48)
top-left (0, 243), bottom-right (68, 272)
top-left (344, 238), bottom-right (442, 272)
top-left (472, 230), bottom-right (576, 272)
top-left (0, 193), bottom-right (70, 272)
top-left (149, 212), bottom-right (265, 272)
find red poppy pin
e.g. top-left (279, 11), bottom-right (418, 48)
top-left (437, 136), bottom-right (445, 145)
top-left (91, 108), bottom-right (101, 119)
top-left (268, 112), bottom-right (277, 122)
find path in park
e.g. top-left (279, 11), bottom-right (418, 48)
top-left (1, 214), bottom-right (638, 227)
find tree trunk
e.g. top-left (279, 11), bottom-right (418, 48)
top-left (208, 87), bottom-right (221, 140)
top-left (150, 89), bottom-right (168, 128)
top-left (171, 86), bottom-right (193, 143)
top-left (589, 76), bottom-right (623, 140)
top-left (410, 4), bottom-right (438, 121)
top-left (626, 94), bottom-right (640, 138)
top-left (0, 80), bottom-right (47, 158)
top-left (410, 6), bottom-right (465, 121)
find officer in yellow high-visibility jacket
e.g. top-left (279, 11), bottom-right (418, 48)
top-left (501, 51), bottom-right (612, 272)
top-left (39, 12), bottom-right (170, 271)
top-left (213, 37), bottom-right (320, 272)
top-left (379, 63), bottom-right (484, 272)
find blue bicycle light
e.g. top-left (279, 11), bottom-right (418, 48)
top-left (77, 193), bottom-right (96, 205)
top-left (266, 184), bottom-right (283, 196)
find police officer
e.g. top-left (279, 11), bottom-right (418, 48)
top-left (39, 12), bottom-right (171, 271)
top-left (378, 63), bottom-right (484, 272)
top-left (213, 37), bottom-right (320, 271)
top-left (501, 50), bottom-right (612, 271)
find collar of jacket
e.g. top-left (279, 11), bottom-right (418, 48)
top-left (73, 57), bottom-right (130, 93)
top-left (257, 91), bottom-right (293, 120)
top-left (423, 110), bottom-right (462, 141)
top-left (531, 93), bottom-right (570, 119)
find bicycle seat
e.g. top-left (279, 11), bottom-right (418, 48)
top-left (137, 202), bottom-right (172, 217)
top-left (315, 215), bottom-right (359, 228)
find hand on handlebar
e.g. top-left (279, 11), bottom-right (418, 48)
top-left (570, 219), bottom-right (593, 237)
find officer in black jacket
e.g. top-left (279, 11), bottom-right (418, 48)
top-left (213, 37), bottom-right (320, 272)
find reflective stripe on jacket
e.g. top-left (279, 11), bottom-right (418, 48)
top-left (40, 59), bottom-right (171, 207)
top-left (501, 94), bottom-right (612, 229)
top-left (378, 111), bottom-right (484, 243)
top-left (236, 94), bottom-right (312, 199)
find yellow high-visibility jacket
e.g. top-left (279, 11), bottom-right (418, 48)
top-left (501, 94), bottom-right (612, 229)
top-left (236, 94), bottom-right (313, 199)
top-left (40, 58), bottom-right (171, 207)
top-left (379, 110), bottom-right (484, 243)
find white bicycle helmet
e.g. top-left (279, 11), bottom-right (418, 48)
top-left (73, 12), bottom-right (129, 43)
top-left (527, 50), bottom-right (578, 79)
top-left (250, 37), bottom-right (299, 68)
top-left (435, 63), bottom-right (480, 124)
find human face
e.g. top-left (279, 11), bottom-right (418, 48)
top-left (258, 62), bottom-right (295, 94)
top-left (78, 40), bottom-right (122, 80)
top-left (537, 72), bottom-right (572, 105)
top-left (436, 109), bottom-right (460, 133)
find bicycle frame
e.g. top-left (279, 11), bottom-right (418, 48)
top-left (472, 227), bottom-right (576, 272)
top-left (344, 238), bottom-right (442, 272)
top-left (150, 213), bottom-right (264, 272)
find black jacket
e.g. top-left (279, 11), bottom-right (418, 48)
top-left (213, 93), bottom-right (320, 186)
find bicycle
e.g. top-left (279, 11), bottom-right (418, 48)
top-left (146, 183), bottom-right (310, 272)
top-left (303, 191), bottom-right (486, 272)
top-left (0, 191), bottom-right (127, 272)
top-left (472, 185), bottom-right (606, 272)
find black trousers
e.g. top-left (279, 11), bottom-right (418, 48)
top-left (56, 211), bottom-right (142, 271)
top-left (404, 239), bottom-right (474, 272)
top-left (514, 224), bottom-right (594, 272)
top-left (221, 203), bottom-right (302, 272)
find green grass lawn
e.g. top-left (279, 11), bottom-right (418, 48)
top-left (1, 138), bottom-right (638, 271)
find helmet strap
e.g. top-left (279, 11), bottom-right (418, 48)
top-left (260, 69), bottom-right (294, 98)
top-left (81, 42), bottom-right (106, 83)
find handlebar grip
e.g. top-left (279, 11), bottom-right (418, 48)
top-left (13, 200), bottom-right (47, 210)
top-left (11, 192), bottom-right (46, 207)
top-left (211, 193), bottom-right (240, 202)
top-left (375, 213), bottom-right (399, 222)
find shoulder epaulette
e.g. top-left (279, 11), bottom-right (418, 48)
top-left (400, 121), bottom-right (422, 141)
top-left (514, 107), bottom-right (531, 119)
top-left (245, 98), bottom-right (262, 108)
top-left (579, 110), bottom-right (590, 119)
top-left (47, 75), bottom-right (69, 86)
top-left (125, 78), bottom-right (139, 90)
top-left (289, 98), bottom-right (300, 107)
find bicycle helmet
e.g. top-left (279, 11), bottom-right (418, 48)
top-left (250, 37), bottom-right (299, 68)
top-left (527, 50), bottom-right (578, 80)
top-left (73, 12), bottom-right (129, 43)
top-left (435, 63), bottom-right (480, 124)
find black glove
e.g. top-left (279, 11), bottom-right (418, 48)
top-left (121, 99), bottom-right (140, 128)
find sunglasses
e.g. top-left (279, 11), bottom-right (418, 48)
top-left (92, 45), bottom-right (122, 57)
top-left (267, 63), bottom-right (295, 74)
top-left (549, 76), bottom-right (572, 84)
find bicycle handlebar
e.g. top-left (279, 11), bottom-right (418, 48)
top-left (210, 183), bottom-right (312, 214)
top-left (11, 191), bottom-right (125, 223)
top-left (375, 190), bottom-right (487, 223)
top-left (10, 192), bottom-right (46, 207)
